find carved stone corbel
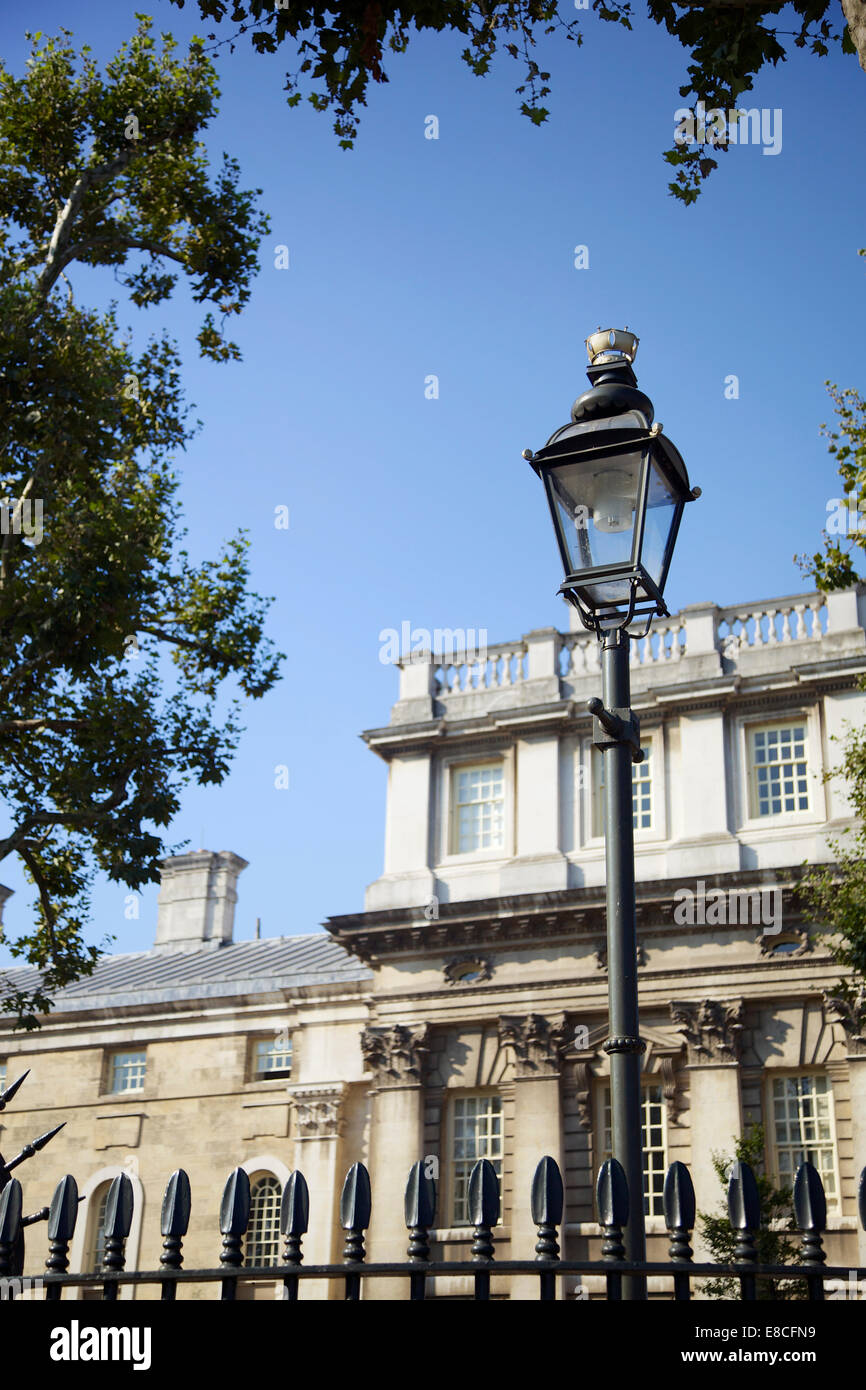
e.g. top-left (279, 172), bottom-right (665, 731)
top-left (571, 1055), bottom-right (596, 1127)
top-left (498, 1013), bottom-right (569, 1079)
top-left (654, 1050), bottom-right (686, 1124)
top-left (824, 986), bottom-right (866, 1057)
top-left (289, 1084), bottom-right (347, 1140)
top-left (670, 998), bottom-right (744, 1065)
top-left (360, 1023), bottom-right (430, 1087)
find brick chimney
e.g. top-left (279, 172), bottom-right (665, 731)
top-left (154, 851), bottom-right (248, 952)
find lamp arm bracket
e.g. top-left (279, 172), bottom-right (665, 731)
top-left (587, 698), bottom-right (643, 763)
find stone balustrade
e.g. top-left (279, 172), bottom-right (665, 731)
top-left (393, 587), bottom-right (866, 715)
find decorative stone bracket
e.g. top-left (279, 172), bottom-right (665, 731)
top-left (498, 1013), bottom-right (569, 1079)
top-left (361, 1023), bottom-right (430, 1087)
top-left (288, 1083), bottom-right (347, 1140)
top-left (824, 986), bottom-right (866, 1057)
top-left (671, 998), bottom-right (744, 1064)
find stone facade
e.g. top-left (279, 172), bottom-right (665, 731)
top-left (2, 586), bottom-right (866, 1298)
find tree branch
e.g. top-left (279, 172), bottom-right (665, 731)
top-left (0, 718), bottom-right (90, 733)
top-left (17, 845), bottom-right (59, 958)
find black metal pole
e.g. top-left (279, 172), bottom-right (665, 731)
top-left (599, 627), bottom-right (647, 1300)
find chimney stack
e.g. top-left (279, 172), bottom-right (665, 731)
top-left (154, 851), bottom-right (248, 952)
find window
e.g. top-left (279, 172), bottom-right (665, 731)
top-left (254, 1034), bottom-right (293, 1080)
top-left (593, 745), bottom-right (652, 836)
top-left (452, 764), bottom-right (505, 854)
top-left (749, 723), bottom-right (809, 818)
top-left (108, 1050), bottom-right (146, 1094)
top-left (246, 1174), bottom-right (283, 1266)
top-left (601, 1084), bottom-right (666, 1217)
top-left (770, 1075), bottom-right (839, 1201)
top-left (84, 1184), bottom-right (111, 1273)
top-left (0, 1060), bottom-right (6, 1092)
top-left (451, 1094), bottom-right (503, 1226)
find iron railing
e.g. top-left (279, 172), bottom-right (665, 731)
top-left (1, 1152), bottom-right (865, 1301)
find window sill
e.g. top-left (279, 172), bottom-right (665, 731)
top-left (430, 1226), bottom-right (511, 1244)
top-left (437, 853), bottom-right (510, 868)
top-left (737, 815), bottom-right (821, 834)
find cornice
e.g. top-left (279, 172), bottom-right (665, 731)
top-left (326, 869), bottom-right (815, 964)
top-left (361, 662), bottom-right (865, 760)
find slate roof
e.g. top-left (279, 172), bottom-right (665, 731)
top-left (0, 933), bottom-right (370, 1014)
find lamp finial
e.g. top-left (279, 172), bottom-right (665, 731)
top-left (585, 328), bottom-right (639, 368)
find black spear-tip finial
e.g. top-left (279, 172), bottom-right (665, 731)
top-left (597, 1157), bottom-right (629, 1262)
top-left (531, 1156), bottom-right (564, 1262)
top-left (468, 1158), bottom-right (500, 1263)
top-left (45, 1175), bottom-right (79, 1281)
top-left (280, 1170), bottom-right (310, 1265)
top-left (219, 1168), bottom-right (251, 1268)
top-left (404, 1160), bottom-right (436, 1263)
top-left (663, 1161), bottom-right (696, 1262)
top-left (727, 1159), bottom-right (760, 1260)
top-left (340, 1162), bottom-right (372, 1264)
top-left (3, 1121), bottom-right (66, 1174)
top-left (0, 1178), bottom-right (23, 1278)
top-left (160, 1169), bottom-right (192, 1267)
top-left (102, 1173), bottom-right (134, 1283)
top-left (0, 1071), bottom-right (30, 1112)
top-left (794, 1160), bottom-right (827, 1276)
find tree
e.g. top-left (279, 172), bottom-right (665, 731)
top-left (698, 1124), bottom-right (803, 1299)
top-left (171, 0), bottom-right (863, 202)
top-left (0, 21), bottom-right (281, 1026)
top-left (797, 382), bottom-right (866, 1029)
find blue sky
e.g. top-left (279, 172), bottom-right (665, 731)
top-left (0, 2), bottom-right (864, 966)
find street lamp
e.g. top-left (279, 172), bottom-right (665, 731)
top-left (525, 329), bottom-right (699, 1298)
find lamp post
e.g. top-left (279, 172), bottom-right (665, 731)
top-left (525, 329), bottom-right (699, 1298)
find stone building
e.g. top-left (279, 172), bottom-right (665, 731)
top-left (2, 585), bottom-right (865, 1298)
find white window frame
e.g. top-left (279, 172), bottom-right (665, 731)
top-left (106, 1049), bottom-right (146, 1095)
top-left (253, 1034), bottom-right (293, 1081)
top-left (586, 726), bottom-right (666, 846)
top-left (735, 709), bottom-right (824, 832)
top-left (436, 749), bottom-right (514, 866)
top-left (246, 1172), bottom-right (283, 1267)
top-left (766, 1072), bottom-right (841, 1211)
top-left (447, 1091), bottom-right (504, 1227)
top-left (597, 1081), bottom-right (668, 1218)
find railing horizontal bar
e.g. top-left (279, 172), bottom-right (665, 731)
top-left (38, 1261), bottom-right (866, 1287)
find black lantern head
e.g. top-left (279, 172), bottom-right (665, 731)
top-left (526, 329), bottom-right (699, 633)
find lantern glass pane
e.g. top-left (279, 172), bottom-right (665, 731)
top-left (548, 448), bottom-right (645, 575)
top-left (640, 459), bottom-right (679, 589)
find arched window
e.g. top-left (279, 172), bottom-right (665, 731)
top-left (246, 1174), bottom-right (282, 1267)
top-left (85, 1184), bottom-right (111, 1272)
